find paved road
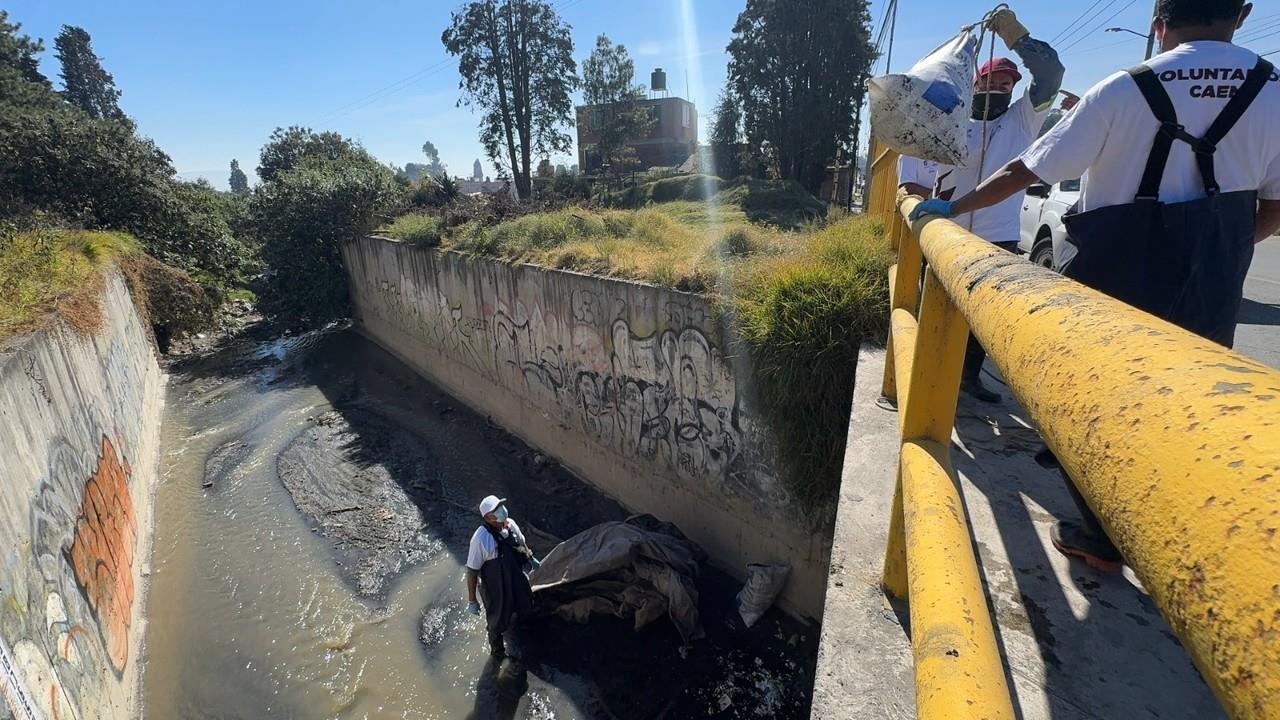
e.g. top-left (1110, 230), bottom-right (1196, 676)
top-left (1238, 237), bottom-right (1280, 368)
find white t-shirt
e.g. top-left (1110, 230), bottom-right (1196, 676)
top-left (1022, 41), bottom-right (1280, 212)
top-left (897, 154), bottom-right (938, 192)
top-left (936, 93), bottom-right (1051, 244)
top-left (466, 520), bottom-right (526, 571)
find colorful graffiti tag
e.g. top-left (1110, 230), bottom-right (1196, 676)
top-left (67, 436), bottom-right (139, 673)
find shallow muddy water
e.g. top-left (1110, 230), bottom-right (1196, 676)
top-left (141, 326), bottom-right (816, 719)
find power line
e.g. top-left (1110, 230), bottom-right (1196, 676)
top-left (1060, 0), bottom-right (1140, 53)
top-left (1062, 37), bottom-right (1133, 58)
top-left (1051, 0), bottom-right (1107, 44)
top-left (1240, 27), bottom-right (1280, 47)
top-left (1055, 0), bottom-right (1121, 48)
top-left (1237, 18), bottom-right (1280, 42)
top-left (1261, 48), bottom-right (1279, 57)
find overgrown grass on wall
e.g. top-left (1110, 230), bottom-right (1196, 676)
top-left (0, 227), bottom-right (214, 346)
top-left (726, 216), bottom-right (891, 505)
top-left (0, 228), bottom-right (139, 340)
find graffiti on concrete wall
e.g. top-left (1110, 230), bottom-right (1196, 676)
top-left (490, 287), bottom-right (767, 488)
top-left (1, 435), bottom-right (139, 719)
top-left (345, 246), bottom-right (781, 495)
top-left (68, 437), bottom-right (138, 673)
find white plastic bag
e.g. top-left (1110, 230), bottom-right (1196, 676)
top-left (868, 29), bottom-right (979, 165)
top-left (735, 563), bottom-right (790, 627)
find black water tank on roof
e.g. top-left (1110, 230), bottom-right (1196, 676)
top-left (651, 68), bottom-right (667, 92)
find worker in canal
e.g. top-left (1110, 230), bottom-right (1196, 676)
top-left (911, 0), bottom-right (1280, 570)
top-left (466, 494), bottom-right (540, 657)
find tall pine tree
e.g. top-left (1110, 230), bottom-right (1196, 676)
top-left (54, 25), bottom-right (126, 121)
top-left (727, 0), bottom-right (874, 193)
top-left (229, 159), bottom-right (250, 195)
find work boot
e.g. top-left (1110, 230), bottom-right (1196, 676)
top-left (1050, 520), bottom-right (1123, 573)
top-left (960, 376), bottom-right (1001, 404)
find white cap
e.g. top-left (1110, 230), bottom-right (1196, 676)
top-left (478, 495), bottom-right (506, 517)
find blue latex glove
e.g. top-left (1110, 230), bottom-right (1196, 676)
top-left (466, 600), bottom-right (481, 616)
top-left (530, 557), bottom-right (542, 571)
top-left (909, 198), bottom-right (955, 222)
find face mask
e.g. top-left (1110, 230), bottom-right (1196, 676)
top-left (494, 505), bottom-right (509, 522)
top-left (972, 91), bottom-right (1011, 120)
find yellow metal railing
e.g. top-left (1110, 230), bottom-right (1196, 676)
top-left (873, 180), bottom-right (1280, 718)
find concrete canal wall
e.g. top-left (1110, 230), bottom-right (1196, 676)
top-left (0, 272), bottom-right (164, 720)
top-left (342, 236), bottom-right (830, 618)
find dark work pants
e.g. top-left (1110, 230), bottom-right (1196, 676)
top-left (962, 241), bottom-right (1020, 383)
top-left (488, 629), bottom-right (506, 655)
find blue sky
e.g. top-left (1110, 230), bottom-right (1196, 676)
top-left (7, 1), bottom-right (1279, 189)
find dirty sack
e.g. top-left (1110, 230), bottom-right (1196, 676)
top-left (868, 29), bottom-right (979, 165)
top-left (735, 563), bottom-right (790, 628)
top-left (529, 514), bottom-right (706, 643)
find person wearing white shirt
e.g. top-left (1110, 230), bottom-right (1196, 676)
top-left (912, 0), bottom-right (1280, 572)
top-left (933, 7), bottom-right (1065, 402)
top-left (897, 154), bottom-right (938, 198)
top-left (465, 494), bottom-right (539, 657)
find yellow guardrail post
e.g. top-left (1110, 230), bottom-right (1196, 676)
top-left (879, 244), bottom-right (1014, 717)
top-left (898, 195), bottom-right (1280, 718)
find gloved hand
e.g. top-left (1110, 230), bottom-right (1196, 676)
top-left (988, 8), bottom-right (1029, 48)
top-left (530, 557), bottom-right (542, 571)
top-left (909, 199), bottom-right (955, 222)
top-left (466, 600), bottom-right (481, 616)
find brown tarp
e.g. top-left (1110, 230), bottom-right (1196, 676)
top-left (529, 516), bottom-right (705, 642)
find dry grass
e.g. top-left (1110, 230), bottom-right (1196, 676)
top-left (0, 228), bottom-right (140, 342)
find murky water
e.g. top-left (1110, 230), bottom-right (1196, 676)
top-left (141, 326), bottom-right (816, 719)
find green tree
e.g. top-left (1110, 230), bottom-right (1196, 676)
top-left (54, 25), bottom-right (125, 121)
top-left (580, 35), bottom-right (651, 176)
top-left (441, 0), bottom-right (576, 200)
top-left (251, 130), bottom-right (397, 329)
top-left (1, 14), bottom-right (61, 113)
top-left (710, 87), bottom-right (743, 179)
top-left (727, 0), bottom-right (874, 193)
top-left (421, 140), bottom-right (447, 178)
top-left (257, 126), bottom-right (363, 184)
top-left (229, 158), bottom-right (250, 195)
top-left (472, 158), bottom-right (483, 180)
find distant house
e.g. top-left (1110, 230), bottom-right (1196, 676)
top-left (575, 95), bottom-right (698, 174)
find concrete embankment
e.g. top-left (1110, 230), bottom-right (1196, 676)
top-left (341, 236), bottom-right (831, 619)
top-left (0, 272), bottom-right (164, 719)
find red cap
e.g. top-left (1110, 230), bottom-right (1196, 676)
top-left (976, 57), bottom-right (1022, 83)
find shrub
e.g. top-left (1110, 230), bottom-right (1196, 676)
top-left (252, 156), bottom-right (398, 330)
top-left (380, 213), bottom-right (444, 246)
top-left (712, 226), bottom-right (764, 258)
top-left (121, 253), bottom-right (215, 351)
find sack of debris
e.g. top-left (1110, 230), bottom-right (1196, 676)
top-left (868, 29), bottom-right (979, 165)
top-left (530, 514), bottom-right (706, 642)
top-left (735, 563), bottom-right (790, 628)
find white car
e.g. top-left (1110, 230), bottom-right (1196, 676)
top-left (1018, 178), bottom-right (1079, 268)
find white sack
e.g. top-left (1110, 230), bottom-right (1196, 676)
top-left (868, 30), bottom-right (979, 165)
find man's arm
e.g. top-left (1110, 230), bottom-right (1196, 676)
top-left (1257, 199), bottom-right (1280, 244)
top-left (466, 569), bottom-right (479, 603)
top-left (990, 9), bottom-right (1064, 110)
top-left (912, 159), bottom-right (1040, 220)
top-left (951, 160), bottom-right (1041, 217)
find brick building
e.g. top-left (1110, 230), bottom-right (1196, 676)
top-left (575, 96), bottom-right (698, 174)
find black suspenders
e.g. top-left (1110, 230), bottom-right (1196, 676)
top-left (1126, 57), bottom-right (1275, 201)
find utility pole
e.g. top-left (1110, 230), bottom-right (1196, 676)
top-left (1144, 0), bottom-right (1158, 60)
top-left (885, 0), bottom-right (898, 73)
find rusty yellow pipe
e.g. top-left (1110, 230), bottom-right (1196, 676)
top-left (891, 307), bottom-right (918, 418)
top-left (901, 196), bottom-right (1280, 718)
top-left (902, 440), bottom-right (1016, 720)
